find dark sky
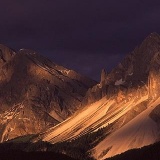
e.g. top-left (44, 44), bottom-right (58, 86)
top-left (0, 0), bottom-right (160, 80)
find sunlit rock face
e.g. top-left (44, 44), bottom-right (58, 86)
top-left (37, 84), bottom-right (149, 143)
top-left (0, 46), bottom-right (96, 142)
top-left (33, 33), bottom-right (160, 160)
top-left (83, 32), bottom-right (160, 105)
top-left (148, 51), bottom-right (160, 99)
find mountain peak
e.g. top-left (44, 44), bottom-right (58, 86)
top-left (100, 68), bottom-right (107, 86)
top-left (139, 32), bottom-right (160, 51)
top-left (0, 44), bottom-right (97, 142)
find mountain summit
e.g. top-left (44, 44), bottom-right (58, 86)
top-left (0, 45), bottom-right (96, 142)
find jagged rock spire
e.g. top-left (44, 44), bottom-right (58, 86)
top-left (100, 68), bottom-right (107, 86)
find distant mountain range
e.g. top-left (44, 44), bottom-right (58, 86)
top-left (1, 33), bottom-right (160, 160)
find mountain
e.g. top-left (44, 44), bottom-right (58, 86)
top-left (33, 33), bottom-right (160, 159)
top-left (0, 44), bottom-right (96, 142)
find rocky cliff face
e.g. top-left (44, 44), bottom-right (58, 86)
top-left (83, 33), bottom-right (160, 105)
top-left (0, 45), bottom-right (96, 142)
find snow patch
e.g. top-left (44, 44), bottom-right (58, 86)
top-left (62, 69), bottom-right (70, 75)
top-left (49, 110), bottom-right (64, 122)
top-left (115, 79), bottom-right (125, 85)
top-left (128, 72), bottom-right (133, 76)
